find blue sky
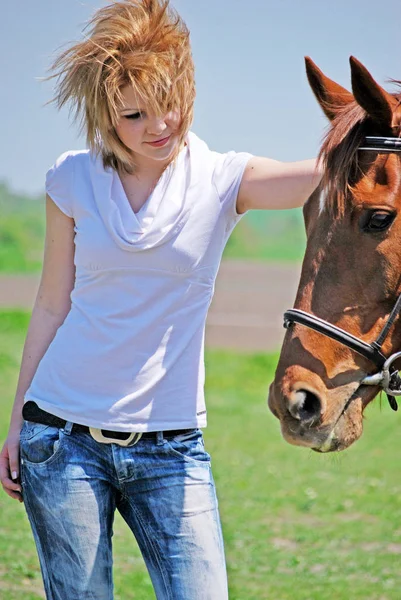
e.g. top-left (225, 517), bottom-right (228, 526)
top-left (2, 0), bottom-right (400, 196)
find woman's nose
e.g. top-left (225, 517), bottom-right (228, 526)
top-left (147, 116), bottom-right (167, 135)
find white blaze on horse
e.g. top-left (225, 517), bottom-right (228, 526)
top-left (268, 57), bottom-right (401, 452)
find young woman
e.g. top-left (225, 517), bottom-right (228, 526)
top-left (0, 1), bottom-right (321, 598)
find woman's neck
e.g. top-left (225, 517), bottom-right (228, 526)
top-left (124, 140), bottom-right (186, 181)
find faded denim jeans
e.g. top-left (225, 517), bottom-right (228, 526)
top-left (19, 420), bottom-right (228, 600)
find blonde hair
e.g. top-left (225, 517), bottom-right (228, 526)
top-left (46, 0), bottom-right (195, 173)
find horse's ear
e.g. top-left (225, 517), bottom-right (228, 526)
top-left (305, 57), bottom-right (354, 121)
top-left (350, 56), bottom-right (398, 127)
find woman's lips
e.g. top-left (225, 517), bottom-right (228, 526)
top-left (145, 135), bottom-right (171, 147)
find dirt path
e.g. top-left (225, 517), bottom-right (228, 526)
top-left (0, 261), bottom-right (301, 352)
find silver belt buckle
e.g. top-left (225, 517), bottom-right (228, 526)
top-left (89, 427), bottom-right (142, 447)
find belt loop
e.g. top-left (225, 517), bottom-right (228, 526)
top-left (156, 431), bottom-right (164, 446)
top-left (63, 421), bottom-right (73, 436)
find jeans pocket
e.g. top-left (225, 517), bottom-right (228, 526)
top-left (20, 421), bottom-right (64, 466)
top-left (165, 429), bottom-right (211, 466)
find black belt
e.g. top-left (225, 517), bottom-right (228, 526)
top-left (22, 401), bottom-right (194, 442)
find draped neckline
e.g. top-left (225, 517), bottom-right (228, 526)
top-left (88, 132), bottom-right (206, 252)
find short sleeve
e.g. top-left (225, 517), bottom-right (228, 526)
top-left (212, 150), bottom-right (253, 225)
top-left (45, 151), bottom-right (75, 218)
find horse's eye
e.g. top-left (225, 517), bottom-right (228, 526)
top-left (361, 211), bottom-right (396, 233)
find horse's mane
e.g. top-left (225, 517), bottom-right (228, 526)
top-left (319, 86), bottom-right (401, 216)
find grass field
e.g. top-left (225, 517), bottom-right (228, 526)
top-left (0, 184), bottom-right (44, 273)
top-left (1, 310), bottom-right (401, 599)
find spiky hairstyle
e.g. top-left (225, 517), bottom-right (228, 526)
top-left (46, 0), bottom-right (195, 173)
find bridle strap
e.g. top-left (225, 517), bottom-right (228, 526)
top-left (283, 309), bottom-right (388, 368)
top-left (283, 306), bottom-right (401, 411)
top-left (358, 136), bottom-right (401, 152)
top-left (373, 293), bottom-right (401, 349)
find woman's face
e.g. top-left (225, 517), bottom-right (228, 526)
top-left (115, 85), bottom-right (181, 167)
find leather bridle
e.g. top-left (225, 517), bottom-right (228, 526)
top-left (283, 136), bottom-right (401, 411)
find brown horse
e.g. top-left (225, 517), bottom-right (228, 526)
top-left (268, 57), bottom-right (401, 452)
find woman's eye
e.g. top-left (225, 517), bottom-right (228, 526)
top-left (360, 211), bottom-right (396, 233)
top-left (125, 112), bottom-right (143, 120)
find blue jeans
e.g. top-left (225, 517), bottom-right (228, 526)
top-left (19, 420), bottom-right (228, 600)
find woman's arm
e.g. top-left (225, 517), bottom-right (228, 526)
top-left (0, 195), bottom-right (75, 501)
top-left (237, 157), bottom-right (323, 214)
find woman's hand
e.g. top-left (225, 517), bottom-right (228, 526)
top-left (0, 430), bottom-right (23, 502)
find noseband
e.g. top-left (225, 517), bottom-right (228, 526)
top-left (283, 136), bottom-right (401, 411)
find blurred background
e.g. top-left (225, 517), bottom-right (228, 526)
top-left (1, 2), bottom-right (401, 599)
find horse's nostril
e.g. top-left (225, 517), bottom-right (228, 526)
top-left (288, 389), bottom-right (322, 423)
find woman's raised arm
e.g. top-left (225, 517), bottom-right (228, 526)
top-left (237, 156), bottom-right (322, 213)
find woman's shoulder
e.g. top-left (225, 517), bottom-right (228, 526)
top-left (49, 149), bottom-right (91, 171)
top-left (45, 150), bottom-right (92, 213)
top-left (188, 131), bottom-right (252, 188)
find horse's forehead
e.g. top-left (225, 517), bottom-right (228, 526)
top-left (353, 154), bottom-right (401, 206)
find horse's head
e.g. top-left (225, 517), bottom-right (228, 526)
top-left (268, 57), bottom-right (401, 452)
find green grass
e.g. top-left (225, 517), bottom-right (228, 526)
top-left (1, 310), bottom-right (401, 599)
top-left (0, 183), bottom-right (45, 273)
top-left (224, 208), bottom-right (306, 262)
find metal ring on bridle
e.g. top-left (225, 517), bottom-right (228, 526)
top-left (380, 351), bottom-right (401, 395)
top-left (361, 351), bottom-right (401, 393)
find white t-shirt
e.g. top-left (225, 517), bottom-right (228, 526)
top-left (25, 132), bottom-right (252, 431)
